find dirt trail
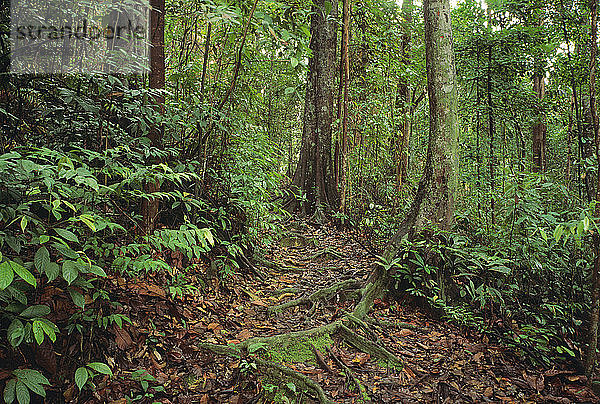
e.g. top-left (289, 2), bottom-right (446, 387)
top-left (95, 220), bottom-right (598, 403)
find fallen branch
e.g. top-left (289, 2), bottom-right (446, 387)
top-left (239, 253), bottom-right (266, 281)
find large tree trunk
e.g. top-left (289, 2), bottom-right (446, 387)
top-left (355, 0), bottom-right (458, 319)
top-left (141, 0), bottom-right (165, 233)
top-left (415, 0), bottom-right (459, 231)
top-left (289, 0), bottom-right (339, 217)
top-left (585, 0), bottom-right (600, 378)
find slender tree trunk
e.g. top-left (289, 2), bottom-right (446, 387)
top-left (586, 0), bottom-right (600, 378)
top-left (396, 0), bottom-right (413, 191)
top-left (567, 95), bottom-right (574, 188)
top-left (532, 72), bottom-right (547, 172)
top-left (476, 45), bottom-right (482, 221)
top-left (141, 0), bottom-right (165, 233)
top-left (487, 44), bottom-right (496, 226)
top-left (200, 23), bottom-right (212, 101)
top-left (289, 0), bottom-right (340, 217)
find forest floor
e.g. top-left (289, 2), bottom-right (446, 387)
top-left (88, 219), bottom-right (599, 404)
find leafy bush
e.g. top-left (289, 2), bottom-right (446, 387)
top-left (0, 143), bottom-right (246, 399)
top-left (389, 172), bottom-right (592, 366)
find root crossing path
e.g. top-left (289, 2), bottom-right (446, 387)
top-left (193, 220), bottom-right (596, 403)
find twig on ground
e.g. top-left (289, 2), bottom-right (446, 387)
top-left (326, 346), bottom-right (365, 399)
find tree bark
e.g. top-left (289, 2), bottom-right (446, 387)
top-left (289, 0), bottom-right (340, 217)
top-left (585, 0), bottom-right (600, 378)
top-left (415, 0), bottom-right (459, 231)
top-left (339, 0), bottom-right (350, 213)
top-left (141, 0), bottom-right (165, 233)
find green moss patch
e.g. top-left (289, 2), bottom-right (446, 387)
top-left (265, 333), bottom-right (334, 364)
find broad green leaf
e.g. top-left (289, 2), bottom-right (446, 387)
top-left (68, 289), bottom-right (85, 308)
top-left (553, 225), bottom-right (564, 243)
top-left (13, 370), bottom-right (49, 387)
top-left (34, 247), bottom-right (50, 273)
top-left (20, 305), bottom-right (50, 318)
top-left (87, 265), bottom-right (107, 277)
top-left (62, 200), bottom-right (76, 212)
top-left (62, 261), bottom-right (79, 285)
top-left (0, 261), bottom-right (14, 289)
top-left (53, 243), bottom-right (79, 259)
top-left (39, 235), bottom-right (50, 244)
top-left (301, 25), bottom-right (310, 37)
top-left (79, 215), bottom-right (96, 232)
top-left (290, 57), bottom-right (299, 68)
top-left (19, 376), bottom-right (45, 398)
top-left (54, 228), bottom-right (79, 243)
top-left (44, 262), bottom-right (60, 282)
top-left (201, 228), bottom-right (214, 246)
top-left (10, 261), bottom-right (36, 287)
top-left (32, 321), bottom-right (44, 345)
top-left (75, 367), bottom-right (89, 391)
top-left (6, 237), bottom-right (21, 254)
top-left (15, 380), bottom-right (29, 404)
top-left (39, 319), bottom-right (57, 343)
top-left (584, 216), bottom-right (591, 232)
top-left (3, 378), bottom-right (16, 403)
top-left (7, 319), bottom-right (24, 347)
top-left (87, 362), bottom-right (112, 375)
top-left (20, 216), bottom-right (28, 232)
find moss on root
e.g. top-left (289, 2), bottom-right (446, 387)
top-left (266, 333), bottom-right (334, 364)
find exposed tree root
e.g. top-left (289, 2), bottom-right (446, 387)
top-left (352, 270), bottom-right (386, 320)
top-left (338, 324), bottom-right (402, 369)
top-left (199, 313), bottom-right (401, 401)
top-left (308, 246), bottom-right (345, 260)
top-left (252, 254), bottom-right (305, 273)
top-left (238, 321), bottom-right (343, 350)
top-left (198, 342), bottom-right (333, 403)
top-left (272, 287), bottom-right (301, 296)
top-left (268, 279), bottom-right (360, 314)
top-left (257, 357), bottom-right (333, 404)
